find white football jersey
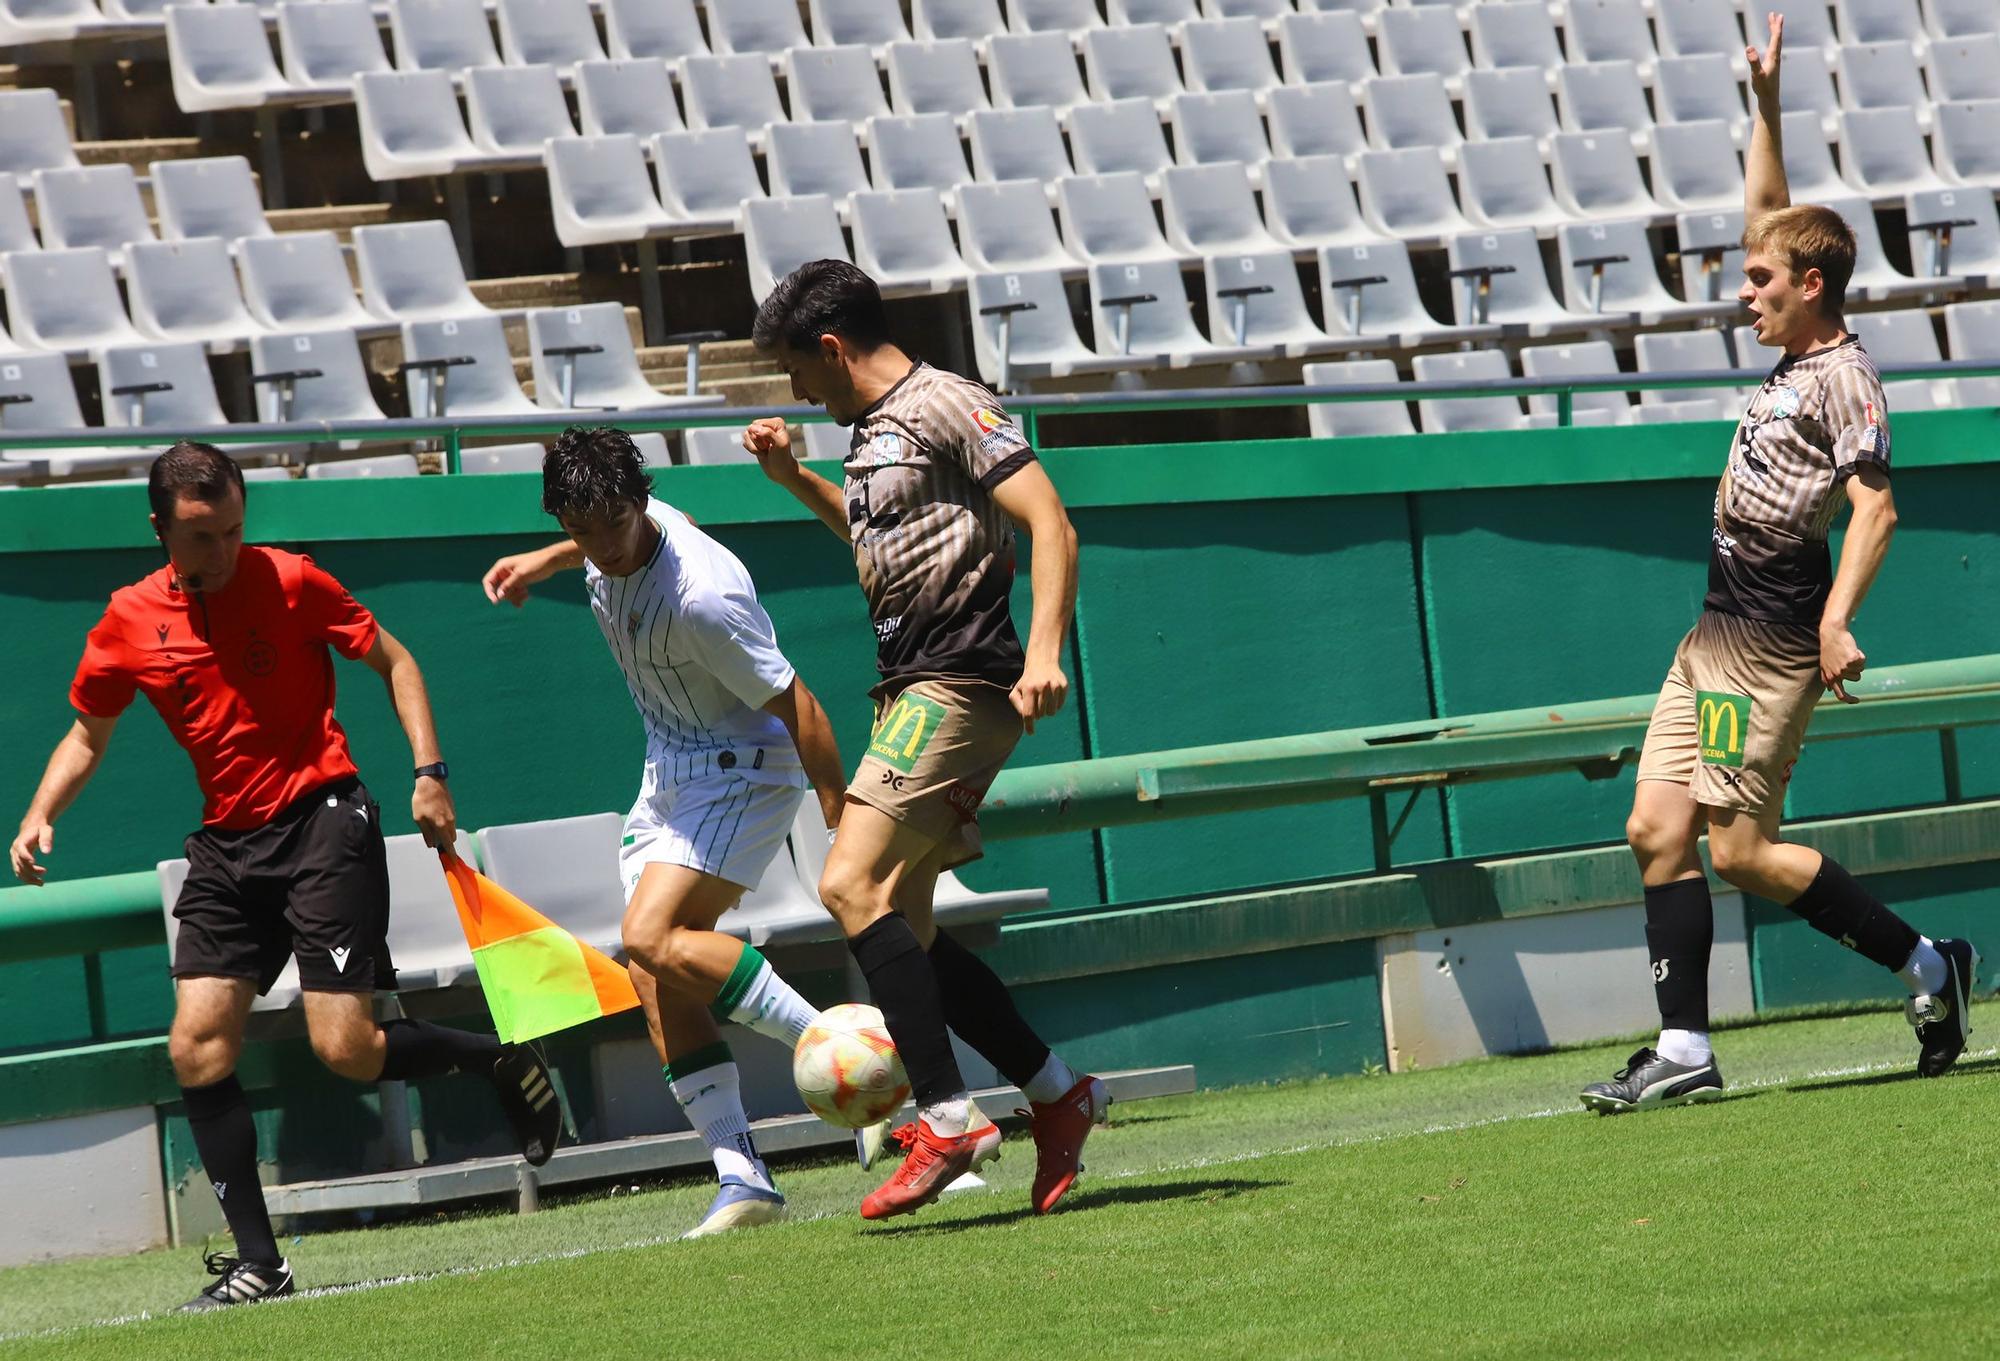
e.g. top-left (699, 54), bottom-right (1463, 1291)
top-left (584, 499), bottom-right (806, 793)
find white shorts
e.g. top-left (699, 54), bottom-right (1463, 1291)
top-left (619, 774), bottom-right (805, 900)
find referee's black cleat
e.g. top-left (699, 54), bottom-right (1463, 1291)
top-left (1579, 1047), bottom-right (1724, 1115)
top-left (493, 1042), bottom-right (562, 1166)
top-left (177, 1253), bottom-right (295, 1312)
top-left (1908, 938), bottom-right (1980, 1078)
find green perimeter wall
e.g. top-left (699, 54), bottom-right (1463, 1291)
top-left (4, 410), bottom-right (2000, 1057)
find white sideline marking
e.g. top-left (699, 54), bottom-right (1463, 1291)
top-left (7, 1043), bottom-right (1988, 1344)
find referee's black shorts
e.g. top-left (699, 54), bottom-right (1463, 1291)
top-left (171, 776), bottom-right (398, 995)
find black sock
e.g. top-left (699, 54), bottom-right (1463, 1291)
top-left (378, 1019), bottom-right (503, 1083)
top-left (1644, 879), bottom-right (1715, 1032)
top-left (848, 913), bottom-right (965, 1106)
top-left (927, 928), bottom-right (1051, 1089)
top-left (181, 1076), bottom-right (281, 1268)
top-left (1781, 855), bottom-right (1920, 972)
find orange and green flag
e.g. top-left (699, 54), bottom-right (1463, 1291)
top-left (438, 850), bottom-right (640, 1044)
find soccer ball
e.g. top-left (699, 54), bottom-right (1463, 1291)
top-left (793, 1003), bottom-right (909, 1129)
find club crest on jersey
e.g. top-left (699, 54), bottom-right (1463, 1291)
top-left (1770, 386), bottom-right (1801, 419)
top-left (868, 432), bottom-right (904, 464)
top-left (971, 408), bottom-right (1011, 435)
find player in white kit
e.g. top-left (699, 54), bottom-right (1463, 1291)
top-left (482, 427), bottom-right (854, 1237)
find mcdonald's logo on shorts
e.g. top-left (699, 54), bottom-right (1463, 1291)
top-left (1696, 690), bottom-right (1752, 768)
top-left (868, 691), bottom-right (948, 774)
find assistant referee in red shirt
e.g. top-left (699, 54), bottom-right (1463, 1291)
top-left (9, 442), bottom-right (561, 1312)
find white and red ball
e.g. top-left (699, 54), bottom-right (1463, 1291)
top-left (793, 1003), bottom-right (909, 1128)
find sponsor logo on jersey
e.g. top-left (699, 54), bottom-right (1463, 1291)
top-left (970, 407), bottom-right (1008, 435)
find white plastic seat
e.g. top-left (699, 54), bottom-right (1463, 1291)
top-left (957, 179), bottom-right (1081, 274)
top-left (1633, 328), bottom-right (1742, 409)
top-left (1837, 41), bottom-right (1932, 127)
top-left (744, 195), bottom-right (852, 302)
top-left (887, 38), bottom-right (991, 119)
top-left (307, 453), bottom-right (423, 478)
top-left (1557, 219), bottom-right (1733, 322)
top-left (1750, 0), bottom-right (1840, 54)
top-left (1356, 147), bottom-right (1473, 240)
top-left (766, 122), bottom-right (873, 205)
top-left (0, 351), bottom-right (135, 478)
top-left (460, 443), bottom-right (546, 474)
top-left (1849, 306), bottom-right (1948, 409)
top-left (708, 0), bottom-right (810, 58)
top-left (1082, 23), bottom-right (1181, 106)
top-left (166, 3), bottom-right (295, 114)
top-left (1058, 171), bottom-right (1183, 265)
top-left (152, 155), bottom-right (273, 249)
top-left (1555, 60), bottom-right (1653, 138)
top-left (1650, 120), bottom-right (1746, 211)
top-left (1655, 0), bottom-right (1749, 63)
top-left (466, 64), bottom-right (577, 157)
top-left (1521, 341), bottom-right (1634, 423)
top-left (1822, 192), bottom-right (1958, 298)
top-left (99, 340), bottom-right (230, 431)
top-left (575, 58), bottom-right (684, 138)
top-left (1469, 2), bottom-right (1564, 71)
top-left (1171, 91), bottom-right (1270, 168)
top-left (1115, 0), bottom-right (1199, 20)
top-left (987, 32), bottom-right (1089, 115)
top-left (1457, 138), bottom-right (1565, 231)
top-left (1924, 0), bottom-right (2000, 38)
top-left (251, 329), bottom-right (388, 423)
top-left (1927, 34), bottom-right (2000, 99)
top-left (867, 113), bottom-right (974, 197)
top-left (1011, 0), bottom-right (1105, 37)
top-left (786, 45), bottom-right (891, 126)
top-left (278, 1), bottom-right (394, 92)
top-left (652, 128), bottom-right (768, 234)
top-left (528, 302), bottom-right (678, 410)
top-left (968, 107), bottom-right (1074, 184)
top-left (603, 0), bottom-right (706, 61)
top-left (1319, 239), bottom-right (1499, 346)
top-left (1203, 249), bottom-right (1344, 355)
top-left (238, 230), bottom-right (387, 335)
top-left (495, 0), bottom-right (606, 72)
top-left (1361, 74), bottom-right (1462, 155)
top-left (915, 0), bottom-right (1005, 42)
top-left (1262, 155), bottom-right (1377, 250)
top-left (1301, 358), bottom-right (1416, 439)
top-left (1550, 132), bottom-right (1665, 220)
top-left (1181, 17), bottom-right (1281, 96)
top-left (1162, 162), bottom-right (1282, 255)
top-left (1462, 67), bottom-right (1559, 145)
top-left (800, 424), bottom-right (851, 461)
top-left (1944, 299), bottom-right (2000, 406)
top-left (1203, 0), bottom-right (1290, 18)
top-left (1376, 6), bottom-right (1470, 92)
top-left (126, 237), bottom-right (268, 350)
top-left (968, 268), bottom-right (1148, 388)
top-left (1, 247), bottom-right (145, 357)
top-left (680, 426), bottom-right (756, 465)
top-left (544, 134), bottom-right (676, 246)
top-left (1675, 207), bottom-right (1746, 303)
top-left (1277, 10), bottom-right (1375, 85)
top-left (1931, 99), bottom-right (2000, 186)
top-left (1088, 259), bottom-right (1252, 366)
top-left (812, 0), bottom-right (911, 52)
top-left (850, 188), bottom-right (969, 296)
top-left (0, 89), bottom-right (81, 179)
top-left (356, 69), bottom-right (525, 180)
top-left (679, 54), bottom-right (789, 146)
top-left (1838, 107), bottom-right (1949, 194)
top-left (1563, 0), bottom-right (1657, 71)
top-left (1905, 185), bottom-right (2000, 282)
top-left (1413, 350), bottom-right (1534, 432)
top-left (1266, 82), bottom-right (1367, 160)
top-left (1067, 98), bottom-right (1175, 183)
top-left (388, 0), bottom-right (504, 74)
top-left (1654, 54), bottom-right (1751, 135)
top-left (1446, 228), bottom-right (1612, 335)
top-left (1778, 45), bottom-right (1842, 128)
top-left (0, 174), bottom-right (35, 255)
top-left (31, 165), bottom-right (155, 270)
top-left (401, 314), bottom-right (542, 418)
top-left (1778, 110), bottom-right (1851, 201)
top-left (354, 220), bottom-right (495, 323)
top-left (1837, 0), bottom-right (1927, 44)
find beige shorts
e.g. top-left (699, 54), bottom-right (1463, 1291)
top-left (848, 678), bottom-right (1023, 869)
top-left (1636, 610), bottom-right (1823, 818)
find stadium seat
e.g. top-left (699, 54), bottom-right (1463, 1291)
top-left (1557, 220), bottom-right (1735, 322)
top-left (1376, 7), bottom-right (1471, 88)
top-left (1, 247), bottom-right (145, 357)
top-left (1446, 229), bottom-right (1612, 335)
top-left (1943, 299), bottom-right (2000, 406)
top-left (465, 64), bottom-right (578, 157)
top-left (1654, 54), bottom-right (1751, 135)
top-left (1065, 99), bottom-right (1174, 183)
top-left (1277, 10), bottom-right (1375, 85)
top-left (1412, 350), bottom-right (1537, 433)
top-left (1457, 137), bottom-right (1565, 231)
top-left (914, 0), bottom-right (1005, 43)
top-left (603, 0), bottom-right (706, 61)
top-left (887, 38), bottom-right (991, 120)
top-left (867, 113), bottom-right (975, 198)
top-left (0, 175), bottom-right (35, 255)
top-left (1839, 107), bottom-right (1949, 194)
top-left (1924, 0), bottom-right (2000, 37)
top-left (1905, 185), bottom-right (2000, 282)
top-left (956, 179), bottom-right (1081, 273)
top-left (1171, 91), bottom-right (1270, 169)
top-left (474, 815), bottom-right (625, 960)
top-left (354, 221), bottom-right (496, 323)
top-left (1202, 250), bottom-right (1344, 355)
top-left (1633, 328), bottom-right (1743, 412)
top-left (1675, 208), bottom-right (1743, 304)
top-left (98, 340), bottom-right (232, 431)
top-left (967, 268), bottom-right (1148, 388)
top-left (1356, 147), bottom-right (1474, 240)
top-left (1777, 110), bottom-right (1852, 200)
top-left (0, 351), bottom-right (137, 478)
top-left (1520, 341), bottom-right (1634, 424)
top-left (1262, 154), bottom-right (1377, 250)
top-left (1469, 1), bottom-right (1565, 71)
top-left (151, 156), bottom-right (274, 246)
top-left (1555, 61), bottom-right (1653, 138)
top-left (1848, 307), bottom-right (1947, 408)
top-left (987, 32), bottom-right (1090, 115)
top-left (1836, 0), bottom-right (1927, 45)
top-left (744, 196), bottom-right (853, 301)
top-left (681, 426), bottom-right (756, 464)
top-left (401, 315), bottom-right (543, 418)
top-left (0, 89), bottom-right (81, 178)
top-left (679, 54), bottom-right (790, 148)
top-left (850, 188), bottom-right (969, 296)
top-left (968, 107), bottom-right (1074, 185)
top-left (357, 69), bottom-right (529, 180)
top-left (388, 0), bottom-right (504, 75)
top-left (1012, 0), bottom-right (1105, 37)
top-left (1181, 17), bottom-right (1282, 97)
top-left (1114, 0), bottom-right (1199, 22)
top-left (813, 0), bottom-right (911, 52)
top-left (1058, 171), bottom-right (1182, 264)
top-left (1837, 41), bottom-right (1933, 127)
top-left (1927, 34), bottom-right (2000, 99)
top-left (708, 0), bottom-right (811, 59)
top-left (1083, 24), bottom-right (1182, 106)
top-left (277, 1), bottom-right (394, 92)
top-left (528, 302), bottom-right (676, 410)
top-left (800, 424), bottom-right (850, 461)
top-left (1932, 99), bottom-right (2000, 185)
top-left (1751, 0), bottom-right (1840, 53)
top-left (1650, 120), bottom-right (1747, 210)
top-left (1462, 67), bottom-right (1560, 145)
top-left (250, 329), bottom-right (388, 423)
top-left (238, 230), bottom-right (389, 335)
top-left (1362, 74), bottom-right (1463, 155)
top-left (165, 3), bottom-right (296, 114)
top-left (1778, 45), bottom-right (1842, 128)
top-left (460, 443), bottom-right (546, 474)
top-left (1266, 82), bottom-right (1367, 159)
top-left (1563, 0), bottom-right (1658, 72)
top-left (1088, 259), bottom-right (1259, 366)
top-left (1550, 132), bottom-right (1665, 221)
top-left (1655, 0), bottom-right (1750, 63)
top-left (766, 122), bottom-right (873, 206)
top-left (31, 165), bottom-right (155, 269)
top-left (495, 0), bottom-right (606, 72)
top-left (786, 45), bottom-right (891, 127)
top-left (1320, 239), bottom-right (1499, 346)
top-left (125, 237), bottom-right (267, 350)
top-left (1203, 0), bottom-right (1290, 19)
top-left (1822, 192), bottom-right (1961, 297)
top-left (1162, 162), bottom-right (1282, 254)
top-left (544, 135), bottom-right (675, 246)
top-left (307, 454), bottom-right (424, 479)
top-left (1301, 359), bottom-right (1417, 439)
top-left (651, 129), bottom-right (768, 234)
top-left (575, 59), bottom-right (684, 139)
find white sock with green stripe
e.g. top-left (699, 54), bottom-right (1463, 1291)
top-left (712, 944), bottom-right (819, 1048)
top-left (666, 1046), bottom-right (771, 1191)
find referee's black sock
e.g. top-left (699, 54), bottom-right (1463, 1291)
top-left (848, 912), bottom-right (966, 1107)
top-left (378, 1019), bottom-right (502, 1082)
top-left (927, 927), bottom-right (1050, 1090)
top-left (1781, 854), bottom-right (1921, 972)
top-left (1644, 878), bottom-right (1715, 1032)
top-left (181, 1075), bottom-right (282, 1268)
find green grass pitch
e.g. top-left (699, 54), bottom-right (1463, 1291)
top-left (4, 1008), bottom-right (1997, 1359)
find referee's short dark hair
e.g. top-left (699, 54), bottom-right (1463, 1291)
top-left (542, 425), bottom-right (656, 522)
top-left (148, 441), bottom-right (245, 526)
top-left (751, 259), bottom-right (891, 354)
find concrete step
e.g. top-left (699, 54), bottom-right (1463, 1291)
top-left (268, 202), bottom-right (403, 238)
top-left (77, 137), bottom-right (205, 173)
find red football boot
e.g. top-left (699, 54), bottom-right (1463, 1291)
top-left (1025, 1075), bottom-right (1108, 1214)
top-left (858, 1115), bottom-right (1002, 1221)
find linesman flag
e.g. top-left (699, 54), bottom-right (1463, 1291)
top-left (438, 850), bottom-right (640, 1044)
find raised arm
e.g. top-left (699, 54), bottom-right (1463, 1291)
top-left (10, 714), bottom-right (119, 885)
top-left (763, 675), bottom-right (848, 831)
top-left (990, 460), bottom-right (1079, 735)
top-left (357, 627), bottom-right (456, 848)
top-left (482, 539), bottom-right (587, 607)
top-left (1745, 11), bottom-right (1790, 219)
top-left (744, 418), bottom-right (851, 542)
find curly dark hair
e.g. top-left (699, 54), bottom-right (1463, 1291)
top-left (148, 441), bottom-right (245, 526)
top-left (541, 425), bottom-right (655, 521)
top-left (751, 259), bottom-right (891, 354)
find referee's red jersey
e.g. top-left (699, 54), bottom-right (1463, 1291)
top-left (69, 546), bottom-right (381, 830)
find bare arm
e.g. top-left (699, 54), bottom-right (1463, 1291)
top-left (1745, 12), bottom-right (1790, 219)
top-left (10, 714), bottom-right (119, 885)
top-left (1819, 465), bottom-right (1896, 702)
top-left (482, 539), bottom-right (587, 607)
top-left (763, 675), bottom-right (848, 830)
top-left (990, 461), bottom-right (1080, 734)
top-left (743, 418), bottom-right (851, 542)
top-left (358, 627), bottom-right (456, 847)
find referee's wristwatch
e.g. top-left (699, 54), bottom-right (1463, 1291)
top-left (414, 762), bottom-right (450, 782)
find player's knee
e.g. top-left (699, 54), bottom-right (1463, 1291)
top-left (645, 926), bottom-right (709, 994)
top-left (310, 1024), bottom-right (380, 1081)
top-left (1706, 832), bottom-right (1763, 886)
top-left (817, 865), bottom-right (886, 935)
top-left (168, 1025), bottom-right (237, 1086)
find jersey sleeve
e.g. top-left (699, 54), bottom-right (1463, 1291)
top-left (941, 388), bottom-right (1037, 491)
top-left (679, 586), bottom-right (797, 710)
top-left (1825, 361), bottom-right (1891, 479)
top-left (296, 555), bottom-right (381, 659)
top-left (68, 605), bottom-right (139, 718)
